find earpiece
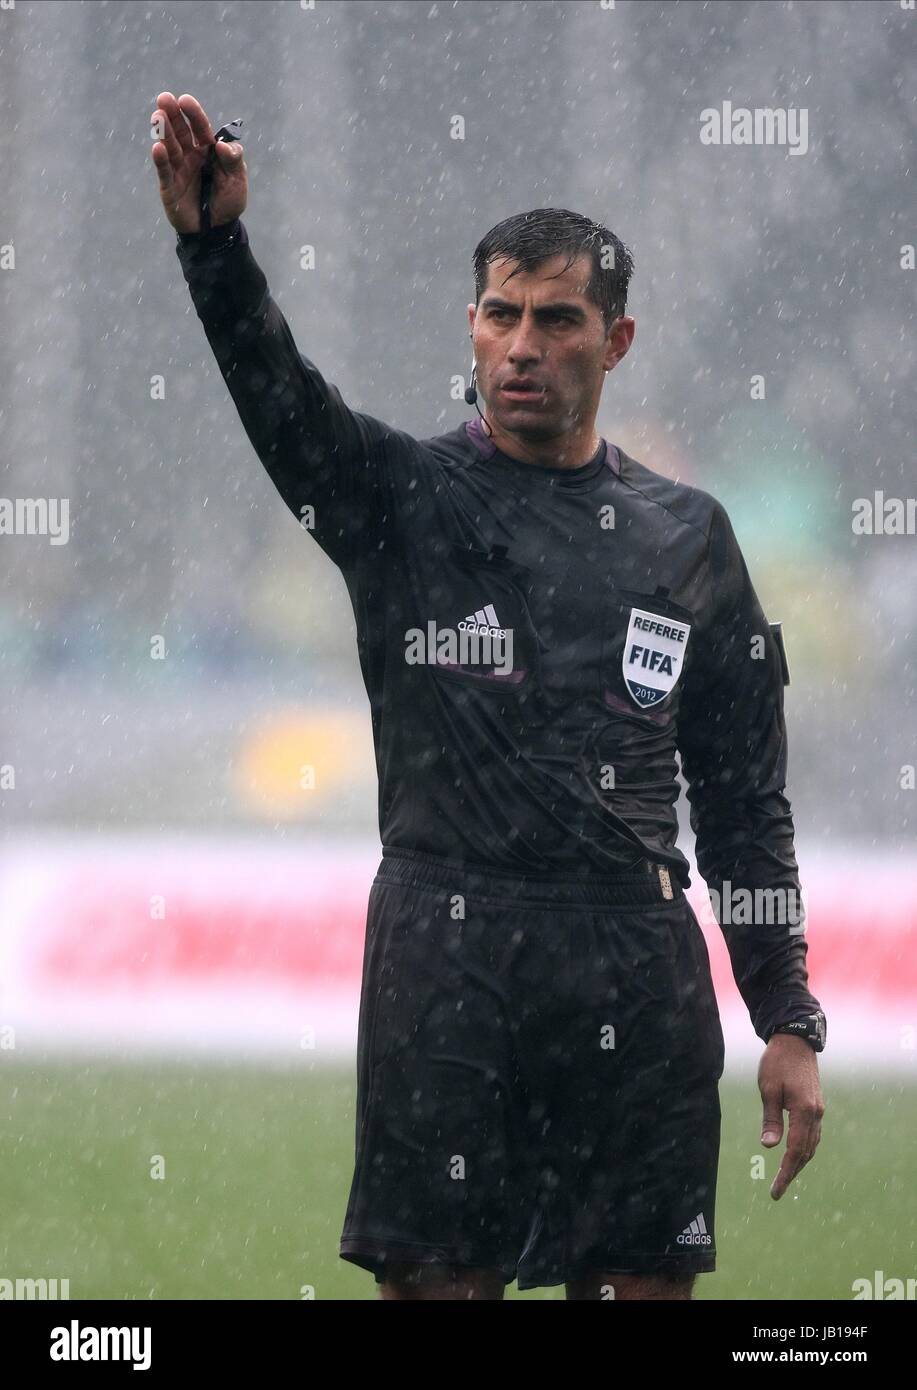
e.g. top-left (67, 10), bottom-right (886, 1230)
top-left (464, 335), bottom-right (491, 435)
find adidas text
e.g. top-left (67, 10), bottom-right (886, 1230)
top-left (676, 1214), bottom-right (712, 1246)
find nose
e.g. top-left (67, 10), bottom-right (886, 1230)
top-left (506, 312), bottom-right (543, 369)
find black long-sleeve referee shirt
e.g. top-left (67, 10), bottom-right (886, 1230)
top-left (175, 216), bottom-right (823, 1045)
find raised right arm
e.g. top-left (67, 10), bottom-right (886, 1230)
top-left (175, 217), bottom-right (397, 569)
top-left (154, 91), bottom-right (398, 570)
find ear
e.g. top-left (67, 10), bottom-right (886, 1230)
top-left (467, 302), bottom-right (476, 336)
top-left (603, 315), bottom-right (635, 372)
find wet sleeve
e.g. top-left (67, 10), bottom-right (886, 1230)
top-left (175, 217), bottom-right (401, 572)
top-left (677, 502), bottom-right (823, 1044)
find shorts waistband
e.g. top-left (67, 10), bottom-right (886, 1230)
top-left (376, 848), bottom-right (683, 908)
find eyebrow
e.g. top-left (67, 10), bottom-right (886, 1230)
top-left (480, 295), bottom-right (588, 320)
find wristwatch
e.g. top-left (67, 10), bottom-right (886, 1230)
top-left (768, 1010), bottom-right (826, 1053)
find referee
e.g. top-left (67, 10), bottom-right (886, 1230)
top-left (153, 92), bottom-right (826, 1302)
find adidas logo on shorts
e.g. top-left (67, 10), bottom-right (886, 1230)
top-left (676, 1213), bottom-right (712, 1246)
top-left (457, 602), bottom-right (506, 639)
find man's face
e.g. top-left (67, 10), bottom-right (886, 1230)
top-left (467, 253), bottom-right (634, 443)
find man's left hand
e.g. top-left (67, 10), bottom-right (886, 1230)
top-left (758, 1033), bottom-right (825, 1200)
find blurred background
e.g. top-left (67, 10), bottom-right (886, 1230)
top-left (0, 0), bottom-right (915, 1300)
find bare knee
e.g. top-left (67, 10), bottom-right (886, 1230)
top-left (565, 1272), bottom-right (696, 1301)
top-left (380, 1263), bottom-right (506, 1300)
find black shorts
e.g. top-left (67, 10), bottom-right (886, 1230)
top-left (339, 850), bottom-right (725, 1291)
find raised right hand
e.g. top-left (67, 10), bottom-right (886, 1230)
top-left (151, 92), bottom-right (248, 234)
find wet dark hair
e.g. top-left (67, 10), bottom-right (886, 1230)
top-left (472, 207), bottom-right (634, 332)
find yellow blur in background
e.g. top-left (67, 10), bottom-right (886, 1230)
top-left (235, 708), bottom-right (374, 818)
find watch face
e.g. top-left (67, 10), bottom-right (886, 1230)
top-left (773, 1013), bottom-right (826, 1050)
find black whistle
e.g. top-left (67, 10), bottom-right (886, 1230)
top-left (199, 118), bottom-right (246, 235)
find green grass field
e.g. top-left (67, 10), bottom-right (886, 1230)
top-left (1, 1058), bottom-right (913, 1300)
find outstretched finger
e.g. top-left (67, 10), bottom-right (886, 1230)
top-left (157, 93), bottom-right (194, 155)
top-left (151, 140), bottom-right (176, 193)
top-left (771, 1146), bottom-right (806, 1201)
top-left (150, 108), bottom-right (185, 170)
top-left (176, 93), bottom-right (214, 150)
top-left (770, 1108), bottom-right (819, 1200)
